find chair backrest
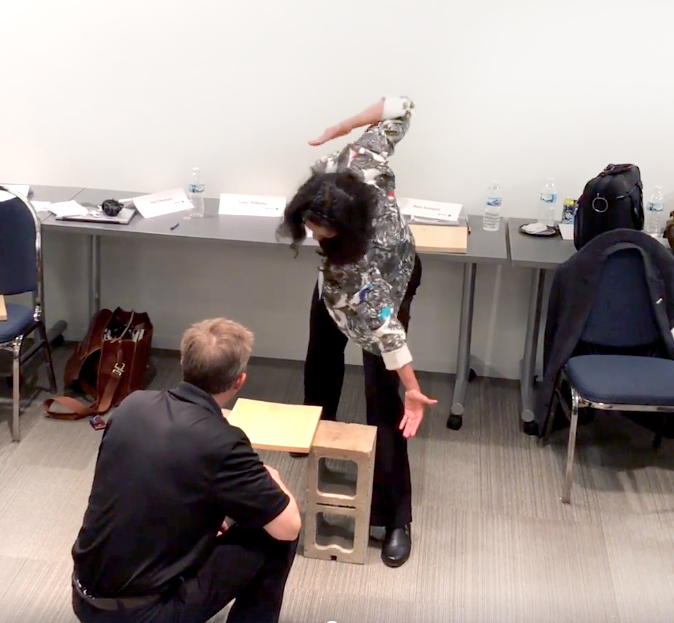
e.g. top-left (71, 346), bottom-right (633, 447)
top-left (582, 247), bottom-right (661, 348)
top-left (0, 195), bottom-right (39, 295)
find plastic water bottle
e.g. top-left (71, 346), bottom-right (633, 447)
top-left (646, 186), bottom-right (665, 237)
top-left (483, 181), bottom-right (502, 231)
top-left (538, 177), bottom-right (558, 226)
top-left (187, 167), bottom-right (205, 219)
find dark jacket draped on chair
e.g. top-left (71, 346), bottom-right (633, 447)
top-left (536, 229), bottom-right (674, 428)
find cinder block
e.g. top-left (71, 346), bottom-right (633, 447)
top-left (302, 421), bottom-right (376, 565)
top-left (302, 502), bottom-right (371, 564)
top-left (306, 421), bottom-right (376, 508)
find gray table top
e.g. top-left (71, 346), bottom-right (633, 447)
top-left (462, 216), bottom-right (509, 264)
top-left (41, 187), bottom-right (510, 263)
top-left (43, 191), bottom-right (311, 249)
top-left (508, 217), bottom-right (575, 269)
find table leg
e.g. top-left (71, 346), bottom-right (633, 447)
top-left (88, 234), bottom-right (101, 317)
top-left (520, 268), bottom-right (545, 424)
top-left (44, 233), bottom-right (101, 344)
top-left (448, 262), bottom-right (476, 428)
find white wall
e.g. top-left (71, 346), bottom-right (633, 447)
top-left (3, 0), bottom-right (674, 378)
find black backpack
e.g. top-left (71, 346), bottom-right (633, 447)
top-left (574, 164), bottom-right (644, 250)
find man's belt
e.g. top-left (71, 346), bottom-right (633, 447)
top-left (72, 574), bottom-right (164, 612)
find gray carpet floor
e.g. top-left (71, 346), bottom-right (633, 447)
top-left (1, 346), bottom-right (674, 623)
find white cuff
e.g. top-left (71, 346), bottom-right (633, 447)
top-left (382, 344), bottom-right (413, 371)
top-left (382, 96), bottom-right (413, 120)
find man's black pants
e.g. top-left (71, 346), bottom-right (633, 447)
top-left (73, 526), bottom-right (297, 623)
top-left (304, 255), bottom-right (422, 529)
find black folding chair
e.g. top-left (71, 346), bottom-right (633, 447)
top-left (0, 187), bottom-right (57, 441)
top-left (543, 247), bottom-right (674, 503)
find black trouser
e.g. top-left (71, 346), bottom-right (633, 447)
top-left (304, 255), bottom-right (422, 528)
top-left (73, 526), bottom-right (297, 623)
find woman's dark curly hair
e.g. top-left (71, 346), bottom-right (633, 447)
top-left (277, 171), bottom-right (378, 266)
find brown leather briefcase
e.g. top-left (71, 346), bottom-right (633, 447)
top-left (43, 308), bottom-right (153, 419)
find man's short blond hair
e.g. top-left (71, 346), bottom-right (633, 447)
top-left (180, 318), bottom-right (254, 394)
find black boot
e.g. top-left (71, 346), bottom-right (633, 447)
top-left (381, 525), bottom-right (411, 568)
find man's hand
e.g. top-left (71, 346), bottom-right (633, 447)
top-left (399, 389), bottom-right (437, 438)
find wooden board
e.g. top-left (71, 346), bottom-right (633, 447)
top-left (410, 224), bottom-right (468, 254)
top-left (0, 295), bottom-right (6, 321)
top-left (224, 398), bottom-right (322, 453)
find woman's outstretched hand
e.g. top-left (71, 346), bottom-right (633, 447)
top-left (399, 389), bottom-right (438, 438)
top-left (308, 123), bottom-right (350, 146)
top-left (308, 99), bottom-right (385, 146)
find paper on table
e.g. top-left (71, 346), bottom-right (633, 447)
top-left (398, 197), bottom-right (463, 225)
top-left (219, 194), bottom-right (286, 217)
top-left (132, 188), bottom-right (192, 219)
top-left (225, 398), bottom-right (322, 453)
top-left (32, 201), bottom-right (52, 212)
top-left (559, 224), bottom-right (574, 241)
top-left (48, 201), bottom-right (88, 218)
top-left (0, 184), bottom-right (30, 202)
top-left (0, 295), bottom-right (6, 321)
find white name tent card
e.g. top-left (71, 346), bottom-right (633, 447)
top-left (0, 184), bottom-right (30, 202)
top-left (132, 188), bottom-right (192, 219)
top-left (219, 194), bottom-right (286, 217)
top-left (398, 197), bottom-right (463, 225)
top-left (559, 223), bottom-right (574, 241)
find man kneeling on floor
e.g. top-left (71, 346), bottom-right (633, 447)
top-left (72, 318), bottom-right (301, 623)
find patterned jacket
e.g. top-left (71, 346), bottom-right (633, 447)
top-left (312, 96), bottom-right (416, 370)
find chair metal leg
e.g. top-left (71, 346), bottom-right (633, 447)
top-left (653, 413), bottom-right (668, 450)
top-left (520, 268), bottom-right (545, 425)
top-left (38, 321), bottom-right (57, 393)
top-left (11, 337), bottom-right (23, 442)
top-left (561, 388), bottom-right (581, 504)
top-left (542, 372), bottom-right (561, 444)
top-left (543, 391), bottom-right (558, 443)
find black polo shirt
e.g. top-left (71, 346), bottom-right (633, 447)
top-left (72, 382), bottom-right (289, 598)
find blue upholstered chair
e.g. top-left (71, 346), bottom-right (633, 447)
top-left (544, 247), bottom-right (674, 504)
top-left (0, 187), bottom-right (57, 441)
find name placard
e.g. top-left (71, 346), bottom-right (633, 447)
top-left (132, 189), bottom-right (193, 219)
top-left (219, 194), bottom-right (286, 217)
